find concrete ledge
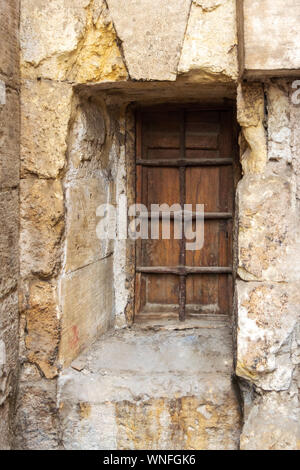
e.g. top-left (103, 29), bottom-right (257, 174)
top-left (58, 327), bottom-right (241, 450)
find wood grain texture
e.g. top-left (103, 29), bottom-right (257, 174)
top-left (135, 108), bottom-right (235, 320)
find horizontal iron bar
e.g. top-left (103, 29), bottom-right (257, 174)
top-left (136, 266), bottom-right (233, 275)
top-left (204, 212), bottom-right (233, 219)
top-left (136, 158), bottom-right (233, 167)
top-left (139, 212), bottom-right (233, 220)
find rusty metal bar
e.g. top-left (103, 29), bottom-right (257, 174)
top-left (140, 211), bottom-right (233, 220)
top-left (136, 158), bottom-right (233, 167)
top-left (136, 266), bottom-right (233, 275)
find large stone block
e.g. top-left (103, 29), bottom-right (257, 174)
top-left (21, 0), bottom-right (127, 82)
top-left (15, 365), bottom-right (60, 449)
top-left (0, 190), bottom-right (19, 298)
top-left (107, 0), bottom-right (191, 81)
top-left (237, 174), bottom-right (300, 281)
top-left (0, 401), bottom-right (10, 449)
top-left (237, 82), bottom-right (267, 174)
top-left (65, 177), bottom-right (113, 273)
top-left (59, 258), bottom-right (114, 367)
top-left (0, 0), bottom-right (19, 84)
top-left (0, 86), bottom-right (20, 189)
top-left (243, 0), bottom-right (300, 77)
top-left (236, 280), bottom-right (300, 391)
top-left (291, 98), bottom-right (300, 200)
top-left (267, 81), bottom-right (292, 163)
top-left (0, 290), bottom-right (19, 450)
top-left (240, 392), bottom-right (300, 450)
top-left (59, 328), bottom-right (241, 449)
top-left (178, 0), bottom-right (238, 81)
top-left (24, 280), bottom-right (60, 379)
top-left (68, 99), bottom-right (106, 169)
top-left (0, 292), bottom-right (19, 403)
top-left (21, 80), bottom-right (73, 178)
top-left (20, 178), bottom-right (64, 278)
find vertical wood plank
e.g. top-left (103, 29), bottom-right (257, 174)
top-left (179, 109), bottom-right (186, 321)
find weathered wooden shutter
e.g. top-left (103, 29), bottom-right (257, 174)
top-left (135, 106), bottom-right (235, 322)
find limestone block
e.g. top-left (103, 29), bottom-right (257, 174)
top-left (68, 99), bottom-right (106, 169)
top-left (15, 367), bottom-right (60, 449)
top-left (21, 0), bottom-right (127, 82)
top-left (237, 174), bottom-right (300, 282)
top-left (240, 392), bottom-right (300, 450)
top-left (0, 190), bottom-right (19, 298)
top-left (59, 258), bottom-right (114, 367)
top-left (24, 280), bottom-right (60, 379)
top-left (237, 82), bottom-right (264, 127)
top-left (178, 0), bottom-right (238, 81)
top-left (0, 291), bottom-right (18, 338)
top-left (0, 87), bottom-right (20, 189)
top-left (65, 177), bottom-right (113, 273)
top-left (0, 0), bottom-right (19, 84)
top-left (237, 83), bottom-right (267, 174)
top-left (61, 393), bottom-right (240, 450)
top-left (0, 400), bottom-right (10, 449)
top-left (236, 280), bottom-right (300, 391)
top-left (0, 292), bottom-right (19, 403)
top-left (243, 0), bottom-right (300, 76)
top-left (291, 99), bottom-right (300, 200)
top-left (21, 80), bottom-right (73, 178)
top-left (267, 81), bottom-right (292, 163)
top-left (106, 0), bottom-right (191, 81)
top-left (59, 328), bottom-right (241, 449)
top-left (20, 178), bottom-right (64, 278)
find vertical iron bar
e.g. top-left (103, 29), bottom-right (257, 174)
top-left (179, 110), bottom-right (186, 321)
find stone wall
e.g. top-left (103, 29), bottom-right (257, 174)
top-left (16, 0), bottom-right (130, 448)
top-left (16, 0), bottom-right (240, 449)
top-left (243, 0), bottom-right (300, 77)
top-left (0, 0), bottom-right (20, 450)
top-left (3, 0), bottom-right (300, 450)
top-left (236, 80), bottom-right (300, 449)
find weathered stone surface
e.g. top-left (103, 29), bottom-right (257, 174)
top-left (21, 0), bottom-right (127, 83)
top-left (0, 290), bottom-right (19, 449)
top-left (107, 0), bottom-right (191, 81)
top-left (0, 0), bottom-right (20, 450)
top-left (0, 292), bottom-right (19, 402)
top-left (236, 79), bottom-right (300, 450)
top-left (267, 81), bottom-right (292, 163)
top-left (59, 327), bottom-right (241, 449)
top-left (237, 174), bottom-right (300, 282)
top-left (0, 401), bottom-right (10, 449)
top-left (0, 87), bottom-right (20, 189)
top-left (236, 281), bottom-right (300, 391)
top-left (21, 80), bottom-right (73, 178)
top-left (24, 281), bottom-right (60, 379)
top-left (237, 82), bottom-right (264, 128)
top-left (59, 257), bottom-right (114, 367)
top-left (243, 0), bottom-right (300, 76)
top-left (0, 0), bottom-right (19, 83)
top-left (237, 82), bottom-right (267, 174)
top-left (291, 97), bottom-right (300, 200)
top-left (15, 364), bottom-right (60, 449)
top-left (0, 190), bottom-right (19, 298)
top-left (240, 392), bottom-right (300, 450)
top-left (65, 177), bottom-right (113, 273)
top-left (20, 178), bottom-right (64, 278)
top-left (68, 99), bottom-right (106, 169)
top-left (178, 0), bottom-right (238, 81)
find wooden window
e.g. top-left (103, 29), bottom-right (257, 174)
top-left (135, 106), bottom-right (235, 322)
